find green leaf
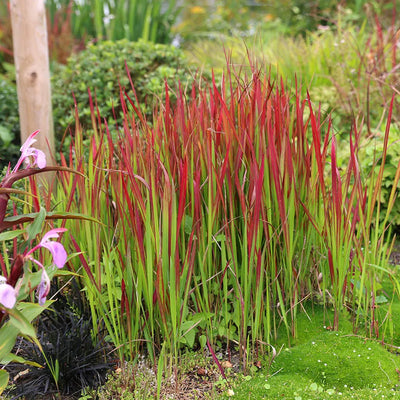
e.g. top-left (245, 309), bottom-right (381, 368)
top-left (375, 295), bottom-right (388, 304)
top-left (0, 369), bottom-right (9, 395)
top-left (218, 325), bottom-right (225, 336)
top-left (184, 214), bottom-right (193, 234)
top-left (7, 307), bottom-right (44, 353)
top-left (214, 234), bottom-right (226, 242)
top-left (1, 353), bottom-right (42, 368)
top-left (0, 229), bottom-right (25, 242)
top-left (8, 307), bottom-right (38, 338)
top-left (199, 335), bottom-right (207, 349)
top-left (0, 324), bottom-right (18, 362)
top-left (16, 270), bottom-right (43, 301)
top-left (17, 302), bottom-right (51, 323)
top-left (53, 269), bottom-right (80, 277)
top-left (191, 312), bottom-right (214, 323)
top-left (180, 321), bottom-right (196, 348)
top-left (4, 211), bottom-right (100, 225)
top-left (26, 207), bottom-right (46, 241)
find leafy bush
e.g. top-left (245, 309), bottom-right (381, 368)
top-left (357, 123), bottom-right (400, 231)
top-left (51, 39), bottom-right (203, 144)
top-left (0, 79), bottom-right (20, 168)
top-left (335, 122), bottom-right (400, 231)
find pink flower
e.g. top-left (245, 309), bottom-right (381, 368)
top-left (25, 228), bottom-right (68, 305)
top-left (0, 277), bottom-right (17, 309)
top-left (12, 130), bottom-right (47, 173)
top-left (38, 229), bottom-right (68, 269)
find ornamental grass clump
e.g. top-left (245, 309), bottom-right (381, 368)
top-left (55, 62), bottom-right (399, 372)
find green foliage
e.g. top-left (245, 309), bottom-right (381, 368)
top-left (254, 0), bottom-right (394, 36)
top-left (51, 39), bottom-right (202, 144)
top-left (187, 10), bottom-right (399, 133)
top-left (0, 80), bottom-right (20, 168)
top-left (176, 1), bottom-right (265, 42)
top-left (177, 0), bottom-right (332, 43)
top-left (257, 0), bottom-right (341, 35)
top-left (358, 124), bottom-right (400, 230)
top-left (177, 0), bottom-right (392, 44)
top-left (336, 123), bottom-right (400, 231)
top-left (46, 0), bottom-right (179, 44)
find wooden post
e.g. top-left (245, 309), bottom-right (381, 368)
top-left (10, 0), bottom-right (54, 167)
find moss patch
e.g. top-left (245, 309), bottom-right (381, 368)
top-left (218, 306), bottom-right (400, 400)
top-left (270, 333), bottom-right (399, 389)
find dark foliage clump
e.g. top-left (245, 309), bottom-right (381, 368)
top-left (5, 282), bottom-right (114, 399)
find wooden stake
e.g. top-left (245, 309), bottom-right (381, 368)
top-left (10, 0), bottom-right (55, 168)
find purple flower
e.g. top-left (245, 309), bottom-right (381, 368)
top-left (0, 277), bottom-right (17, 309)
top-left (12, 130), bottom-right (47, 173)
top-left (26, 228), bottom-right (68, 305)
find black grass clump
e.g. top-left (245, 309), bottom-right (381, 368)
top-left (5, 281), bottom-right (114, 399)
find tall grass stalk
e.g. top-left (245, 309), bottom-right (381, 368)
top-left (53, 64), bottom-right (399, 369)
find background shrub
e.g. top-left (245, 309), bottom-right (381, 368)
top-left (354, 123), bottom-right (400, 231)
top-left (0, 79), bottom-right (20, 168)
top-left (175, 0), bottom-right (390, 44)
top-left (51, 39), bottom-right (203, 145)
top-left (186, 15), bottom-right (399, 132)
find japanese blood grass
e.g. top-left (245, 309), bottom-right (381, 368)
top-left (52, 65), bottom-right (399, 370)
